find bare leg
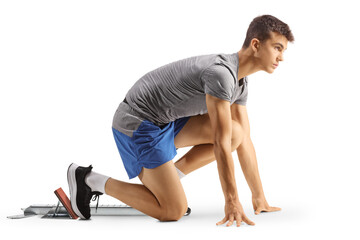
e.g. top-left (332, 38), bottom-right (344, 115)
top-left (175, 144), bottom-right (215, 174)
top-left (105, 161), bottom-right (187, 221)
top-left (174, 113), bottom-right (243, 175)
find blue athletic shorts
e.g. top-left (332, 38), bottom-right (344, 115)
top-left (112, 117), bottom-right (190, 179)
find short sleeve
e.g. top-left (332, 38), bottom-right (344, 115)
top-left (234, 77), bottom-right (249, 106)
top-left (201, 65), bottom-right (234, 102)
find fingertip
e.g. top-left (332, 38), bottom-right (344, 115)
top-left (245, 219), bottom-right (256, 226)
top-left (270, 207), bottom-right (281, 212)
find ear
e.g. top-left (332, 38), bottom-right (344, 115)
top-left (250, 38), bottom-right (260, 52)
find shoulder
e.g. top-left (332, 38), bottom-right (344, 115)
top-left (201, 64), bottom-right (236, 102)
top-left (202, 64), bottom-right (235, 86)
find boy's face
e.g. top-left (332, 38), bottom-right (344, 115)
top-left (254, 31), bottom-right (288, 74)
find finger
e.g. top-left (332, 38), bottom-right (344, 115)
top-left (226, 215), bottom-right (234, 227)
top-left (216, 217), bottom-right (227, 226)
top-left (235, 215), bottom-right (242, 227)
top-left (259, 206), bottom-right (282, 213)
top-left (255, 208), bottom-right (264, 215)
top-left (269, 206), bottom-right (282, 212)
top-left (243, 215), bottom-right (255, 226)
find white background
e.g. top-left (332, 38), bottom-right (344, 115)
top-left (1, 0), bottom-right (359, 239)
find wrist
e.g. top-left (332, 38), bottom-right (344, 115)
top-left (251, 191), bottom-right (265, 200)
top-left (225, 194), bottom-right (239, 204)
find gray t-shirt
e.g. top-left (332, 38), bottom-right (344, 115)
top-left (112, 52), bottom-right (248, 137)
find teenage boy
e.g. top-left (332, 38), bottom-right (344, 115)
top-left (67, 14), bottom-right (294, 227)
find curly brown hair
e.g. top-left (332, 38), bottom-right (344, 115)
top-left (242, 15), bottom-right (294, 49)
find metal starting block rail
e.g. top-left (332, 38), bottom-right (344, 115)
top-left (7, 187), bottom-right (191, 219)
top-left (7, 203), bottom-right (145, 219)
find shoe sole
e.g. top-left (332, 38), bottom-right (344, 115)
top-left (67, 163), bottom-right (86, 219)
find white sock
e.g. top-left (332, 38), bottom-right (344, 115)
top-left (85, 171), bottom-right (110, 194)
top-left (175, 167), bottom-right (186, 179)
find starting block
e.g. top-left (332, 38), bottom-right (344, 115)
top-left (8, 187), bottom-right (191, 219)
top-left (54, 187), bottom-right (78, 219)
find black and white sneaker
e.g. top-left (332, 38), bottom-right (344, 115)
top-left (67, 163), bottom-right (103, 220)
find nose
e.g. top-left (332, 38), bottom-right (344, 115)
top-left (277, 56), bottom-right (283, 62)
top-left (277, 52), bottom-right (284, 62)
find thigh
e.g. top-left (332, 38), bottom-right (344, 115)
top-left (138, 161), bottom-right (187, 213)
top-left (174, 113), bottom-right (213, 148)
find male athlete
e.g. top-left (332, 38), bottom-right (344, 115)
top-left (67, 14), bottom-right (294, 227)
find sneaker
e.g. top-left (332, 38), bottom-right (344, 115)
top-left (67, 163), bottom-right (103, 219)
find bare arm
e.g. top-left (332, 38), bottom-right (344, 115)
top-left (206, 94), bottom-right (254, 226)
top-left (237, 137), bottom-right (264, 196)
top-left (231, 104), bottom-right (264, 196)
top-left (206, 94), bottom-right (236, 201)
top-left (231, 104), bottom-right (281, 214)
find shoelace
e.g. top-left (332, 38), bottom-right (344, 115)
top-left (91, 191), bottom-right (103, 212)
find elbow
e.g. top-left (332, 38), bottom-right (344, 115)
top-left (213, 136), bottom-right (232, 153)
top-left (231, 121), bottom-right (251, 150)
top-left (213, 128), bottom-right (250, 152)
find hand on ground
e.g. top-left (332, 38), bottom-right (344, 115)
top-left (216, 200), bottom-right (255, 227)
top-left (252, 196), bottom-right (281, 215)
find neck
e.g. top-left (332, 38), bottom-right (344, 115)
top-left (236, 48), bottom-right (262, 80)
